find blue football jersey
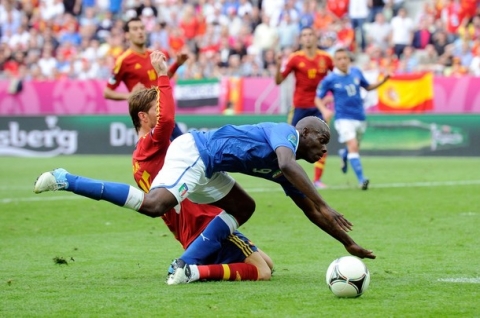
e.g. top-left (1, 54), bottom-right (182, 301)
top-left (190, 122), bottom-right (304, 197)
top-left (316, 67), bottom-right (370, 121)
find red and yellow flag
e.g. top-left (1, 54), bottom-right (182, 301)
top-left (377, 72), bottom-right (434, 112)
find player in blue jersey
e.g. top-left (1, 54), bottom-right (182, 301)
top-left (315, 48), bottom-right (390, 190)
top-left (34, 117), bottom-right (375, 284)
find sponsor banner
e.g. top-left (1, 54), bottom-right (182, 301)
top-left (0, 115), bottom-right (479, 157)
top-left (2, 77), bottom-right (480, 115)
top-left (377, 73), bottom-right (434, 112)
top-left (173, 78), bottom-right (220, 108)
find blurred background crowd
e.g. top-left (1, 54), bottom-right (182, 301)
top-left (1, 0), bottom-right (479, 82)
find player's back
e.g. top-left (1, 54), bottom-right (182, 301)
top-left (191, 122), bottom-right (296, 178)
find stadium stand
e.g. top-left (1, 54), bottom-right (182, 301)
top-left (0, 0), bottom-right (479, 81)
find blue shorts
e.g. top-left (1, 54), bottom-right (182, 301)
top-left (290, 107), bottom-right (324, 126)
top-left (198, 231), bottom-right (258, 265)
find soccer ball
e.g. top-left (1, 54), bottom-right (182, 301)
top-left (325, 256), bottom-right (370, 298)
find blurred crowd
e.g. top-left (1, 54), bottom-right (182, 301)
top-left (1, 0), bottom-right (480, 82)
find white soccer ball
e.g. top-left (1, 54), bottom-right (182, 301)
top-left (325, 256), bottom-right (371, 298)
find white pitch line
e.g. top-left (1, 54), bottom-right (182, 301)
top-left (438, 278), bottom-right (480, 284)
top-left (247, 179), bottom-right (480, 193)
top-left (1, 196), bottom-right (84, 204)
top-left (1, 179), bottom-right (480, 204)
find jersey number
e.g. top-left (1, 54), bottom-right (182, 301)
top-left (147, 69), bottom-right (157, 81)
top-left (138, 170), bottom-right (151, 192)
top-left (307, 69), bottom-right (317, 79)
top-left (345, 84), bottom-right (356, 97)
top-left (252, 168), bottom-right (272, 174)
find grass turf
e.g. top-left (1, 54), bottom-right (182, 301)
top-left (0, 156), bottom-right (479, 317)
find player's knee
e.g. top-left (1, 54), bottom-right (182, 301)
top-left (257, 266), bottom-right (272, 281)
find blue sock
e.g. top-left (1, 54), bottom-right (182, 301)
top-left (342, 147), bottom-right (348, 161)
top-left (348, 153), bottom-right (365, 183)
top-left (340, 147), bottom-right (349, 174)
top-left (180, 212), bottom-right (238, 264)
top-left (65, 174), bottom-right (143, 209)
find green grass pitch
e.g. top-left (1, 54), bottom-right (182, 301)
top-left (1, 156), bottom-right (479, 317)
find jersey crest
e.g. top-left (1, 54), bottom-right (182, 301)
top-left (287, 133), bottom-right (298, 148)
top-left (135, 63), bottom-right (142, 70)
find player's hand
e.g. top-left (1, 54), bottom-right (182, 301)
top-left (150, 50), bottom-right (168, 76)
top-left (345, 244), bottom-right (376, 259)
top-left (320, 206), bottom-right (353, 232)
top-left (176, 53), bottom-right (189, 66)
top-left (131, 82), bottom-right (146, 93)
top-left (276, 54), bottom-right (282, 66)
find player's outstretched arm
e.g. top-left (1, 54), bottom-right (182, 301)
top-left (167, 53), bottom-right (188, 78)
top-left (104, 87), bottom-right (130, 101)
top-left (276, 147), bottom-right (350, 230)
top-left (289, 195), bottom-right (376, 259)
top-left (365, 74), bottom-right (390, 91)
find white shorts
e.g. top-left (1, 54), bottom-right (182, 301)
top-left (150, 133), bottom-right (236, 204)
top-left (334, 119), bottom-right (367, 143)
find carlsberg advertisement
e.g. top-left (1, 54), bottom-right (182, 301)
top-left (0, 115), bottom-right (479, 157)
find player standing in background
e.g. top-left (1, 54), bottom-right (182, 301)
top-left (130, 51), bottom-right (273, 284)
top-left (274, 27), bottom-right (333, 189)
top-left (104, 17), bottom-right (186, 139)
top-left (315, 48), bottom-right (390, 190)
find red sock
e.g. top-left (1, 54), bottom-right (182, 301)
top-left (198, 263), bottom-right (259, 281)
top-left (313, 153), bottom-right (327, 182)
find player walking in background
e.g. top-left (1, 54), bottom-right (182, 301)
top-left (129, 51), bottom-right (273, 284)
top-left (104, 17), bottom-right (186, 139)
top-left (315, 48), bottom-right (390, 190)
top-left (275, 27), bottom-right (333, 189)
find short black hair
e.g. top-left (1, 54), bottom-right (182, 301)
top-left (124, 17), bottom-right (142, 33)
top-left (334, 48), bottom-right (349, 55)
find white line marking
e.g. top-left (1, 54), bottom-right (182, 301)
top-left (438, 278), bottom-right (480, 284)
top-left (1, 196), bottom-right (83, 204)
top-left (247, 179), bottom-right (480, 193)
top-left (1, 179), bottom-right (480, 204)
top-left (459, 212), bottom-right (478, 216)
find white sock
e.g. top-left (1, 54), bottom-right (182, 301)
top-left (189, 265), bottom-right (200, 282)
top-left (124, 186), bottom-right (145, 210)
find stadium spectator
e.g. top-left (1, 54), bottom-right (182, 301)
top-left (348, 0), bottom-right (369, 52)
top-left (0, 0), bottom-right (479, 81)
top-left (390, 7), bottom-right (414, 58)
top-left (367, 12), bottom-right (391, 51)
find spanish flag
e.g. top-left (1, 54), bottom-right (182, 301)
top-left (377, 72), bottom-right (434, 112)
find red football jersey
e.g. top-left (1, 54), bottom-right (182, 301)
top-left (107, 49), bottom-right (157, 91)
top-left (132, 76), bottom-right (222, 249)
top-left (281, 50), bottom-right (333, 108)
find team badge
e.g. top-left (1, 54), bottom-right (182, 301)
top-left (287, 133), bottom-right (298, 148)
top-left (134, 63), bottom-right (142, 69)
top-left (299, 62), bottom-right (305, 68)
top-left (318, 59), bottom-right (326, 72)
top-left (178, 183), bottom-right (188, 198)
top-left (354, 78), bottom-right (360, 85)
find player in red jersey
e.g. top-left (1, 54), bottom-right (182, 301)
top-left (104, 17), bottom-right (185, 138)
top-left (130, 51), bottom-right (273, 284)
top-left (275, 27), bottom-right (333, 189)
